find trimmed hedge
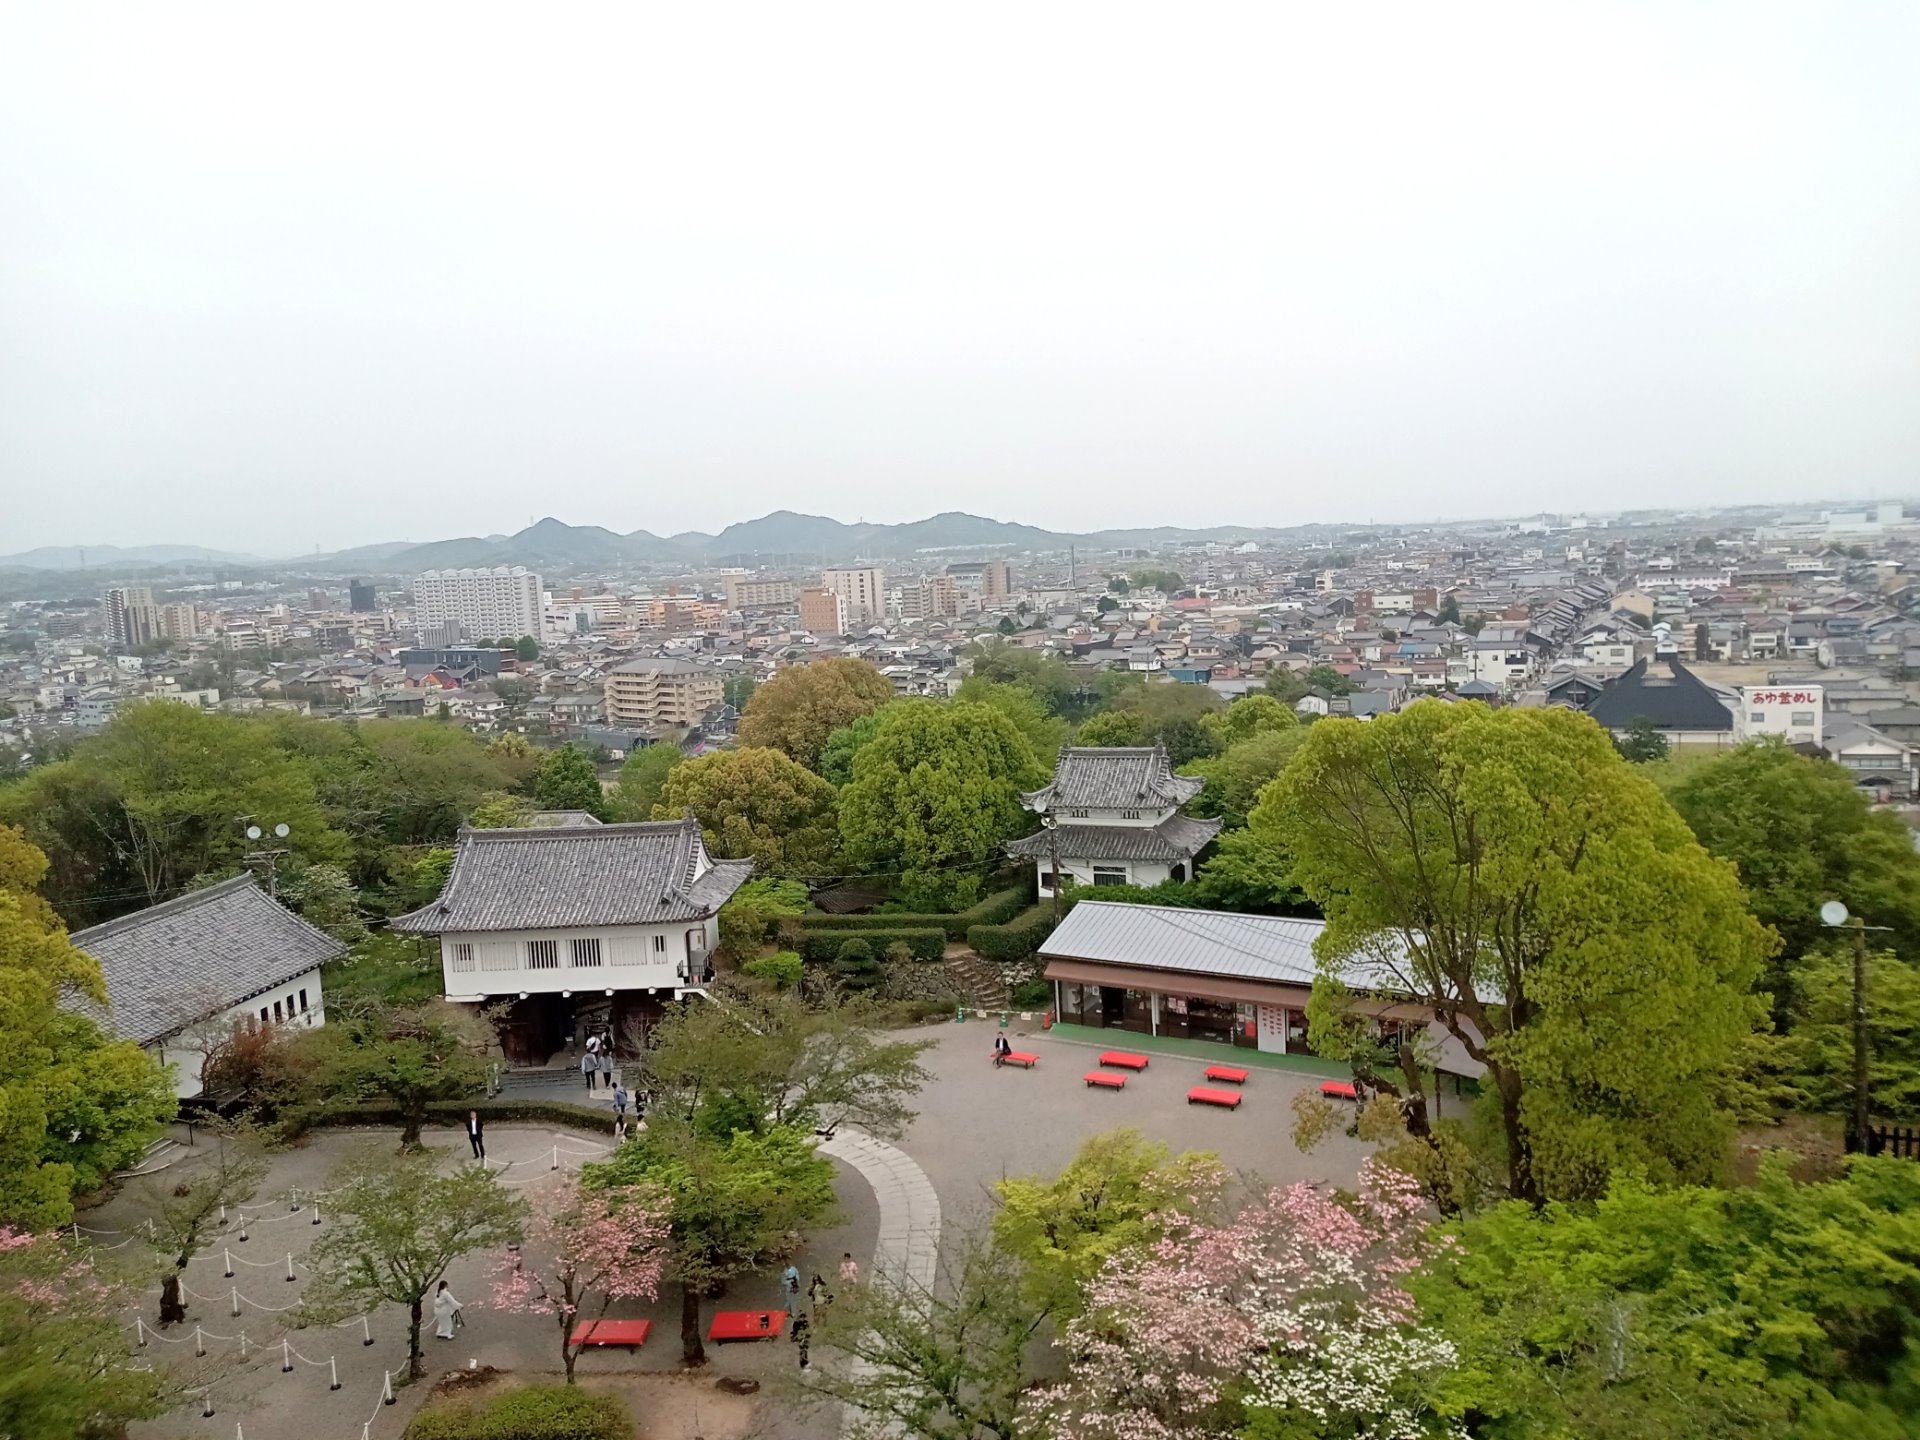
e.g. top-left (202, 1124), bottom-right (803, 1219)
top-left (795, 926), bottom-right (946, 963)
top-left (302, 1098), bottom-right (617, 1137)
top-left (405, 1384), bottom-right (630, 1440)
top-left (967, 903), bottom-right (1058, 962)
top-left (800, 884), bottom-right (1031, 941)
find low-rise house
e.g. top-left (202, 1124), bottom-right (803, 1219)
top-left (1584, 657), bottom-right (1735, 745)
top-left (1007, 746), bottom-right (1220, 897)
top-left (67, 876), bottom-right (343, 1099)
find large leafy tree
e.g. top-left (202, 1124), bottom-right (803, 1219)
top-left (1418, 1157), bottom-right (1920, 1439)
top-left (652, 747), bottom-right (839, 876)
top-left (1782, 945), bottom-right (1920, 1119)
top-left (1667, 739), bottom-right (1920, 1016)
top-left (0, 700), bottom-right (348, 922)
top-left (962, 639), bottom-right (1090, 719)
top-left (1260, 702), bottom-right (1772, 1203)
top-left (1198, 693), bottom-right (1298, 748)
top-left (586, 1123), bottom-right (837, 1366)
top-left (303, 1145), bottom-right (527, 1380)
top-left (1179, 728), bottom-right (1307, 830)
top-left (992, 1129), bottom-right (1223, 1319)
top-left (609, 741), bottom-right (684, 821)
top-left (839, 699), bottom-right (1040, 909)
top-left (0, 826), bottom-right (174, 1228)
top-left (530, 743), bottom-right (606, 819)
top-left (1075, 683), bottom-right (1225, 765)
top-left (819, 710), bottom-right (884, 787)
top-left (953, 677), bottom-right (1068, 766)
top-left (143, 1125), bottom-right (267, 1326)
top-left (307, 999), bottom-right (488, 1147)
top-left (736, 657), bottom-right (895, 771)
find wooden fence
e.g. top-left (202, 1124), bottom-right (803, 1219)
top-left (1862, 1125), bottom-right (1920, 1160)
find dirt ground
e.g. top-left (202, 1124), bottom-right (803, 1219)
top-left (414, 1369), bottom-right (764, 1440)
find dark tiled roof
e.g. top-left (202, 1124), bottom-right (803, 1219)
top-left (1023, 746), bottom-right (1203, 810)
top-left (1584, 658), bottom-right (1733, 731)
top-left (68, 876), bottom-right (345, 1046)
top-left (1006, 812), bottom-right (1222, 862)
top-left (390, 819), bottom-right (754, 934)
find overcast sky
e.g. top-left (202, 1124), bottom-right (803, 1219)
top-left (3, 3), bottom-right (1917, 556)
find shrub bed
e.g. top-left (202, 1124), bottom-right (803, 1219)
top-left (795, 926), bottom-right (945, 963)
top-left (967, 903), bottom-right (1058, 962)
top-left (405, 1383), bottom-right (630, 1440)
top-left (799, 884), bottom-right (1031, 940)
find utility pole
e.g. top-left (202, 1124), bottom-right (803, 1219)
top-left (1820, 900), bottom-right (1887, 1154)
top-left (1045, 814), bottom-right (1061, 925)
top-left (241, 819), bottom-right (292, 899)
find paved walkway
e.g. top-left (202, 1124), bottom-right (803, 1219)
top-left (815, 1130), bottom-right (942, 1438)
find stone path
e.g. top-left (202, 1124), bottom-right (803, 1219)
top-left (815, 1130), bottom-right (942, 1437)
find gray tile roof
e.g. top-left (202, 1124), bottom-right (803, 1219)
top-left (523, 810), bottom-right (605, 828)
top-left (1023, 746), bottom-right (1203, 811)
top-left (68, 876), bottom-right (345, 1046)
top-left (1039, 899), bottom-right (1398, 990)
top-left (390, 819), bottom-right (754, 934)
top-left (1005, 813), bottom-right (1221, 862)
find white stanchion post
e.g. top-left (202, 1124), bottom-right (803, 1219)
top-left (329, 1356), bottom-right (340, 1391)
top-left (240, 1331), bottom-right (249, 1360)
top-left (224, 1249), bottom-right (235, 1277)
top-left (135, 1317), bottom-right (147, 1347)
top-left (289, 1187), bottom-right (299, 1212)
top-left (361, 1314), bottom-right (373, 1346)
top-left (219, 1203), bottom-right (227, 1226)
top-left (382, 1370), bottom-right (395, 1405)
top-left (550, 1145), bottom-right (559, 1170)
top-left (71, 1221), bottom-right (79, 1242)
top-left (202, 1390), bottom-right (214, 1418)
top-left (238, 1219), bottom-right (249, 1242)
top-left (280, 1339), bottom-right (292, 1373)
top-left (194, 1325), bottom-right (207, 1358)
top-left (285, 1252), bottom-right (295, 1282)
top-left (230, 1286), bottom-right (240, 1317)
top-left (312, 1203), bottom-right (322, 1226)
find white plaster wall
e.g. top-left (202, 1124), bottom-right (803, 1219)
top-left (149, 966), bottom-right (326, 1100)
top-left (438, 920), bottom-right (718, 1002)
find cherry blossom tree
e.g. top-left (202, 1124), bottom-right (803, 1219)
top-left (490, 1177), bottom-right (671, 1383)
top-left (1024, 1160), bottom-right (1462, 1440)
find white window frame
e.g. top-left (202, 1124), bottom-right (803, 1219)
top-left (651, 934), bottom-right (668, 955)
top-left (1091, 866), bottom-right (1128, 886)
top-left (526, 939), bottom-right (560, 970)
top-left (450, 942), bottom-right (475, 973)
top-left (570, 937), bottom-right (603, 968)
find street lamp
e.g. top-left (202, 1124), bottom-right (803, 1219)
top-left (1820, 900), bottom-right (1891, 1154)
top-left (241, 819), bottom-right (292, 898)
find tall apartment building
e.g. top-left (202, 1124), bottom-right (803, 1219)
top-left (105, 587), bottom-right (160, 648)
top-left (158, 602), bottom-right (200, 641)
top-left (946, 558), bottom-right (1012, 600)
top-left (604, 658), bottom-right (724, 729)
top-left (823, 566), bottom-right (884, 624)
top-left (413, 567), bottom-right (542, 643)
top-left (899, 574), bottom-right (961, 620)
top-left (718, 574), bottom-right (798, 611)
top-left (349, 579), bottom-right (378, 613)
top-left (797, 586), bottom-right (847, 635)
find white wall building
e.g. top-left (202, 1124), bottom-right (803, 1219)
top-left (1735, 683), bottom-right (1825, 745)
top-left (1007, 747), bottom-right (1220, 897)
top-left (414, 567), bottom-right (543, 643)
top-left (822, 566), bottom-right (885, 624)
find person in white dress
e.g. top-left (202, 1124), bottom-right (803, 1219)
top-left (432, 1279), bottom-right (462, 1339)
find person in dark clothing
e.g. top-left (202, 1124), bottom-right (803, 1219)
top-left (466, 1110), bottom-right (485, 1160)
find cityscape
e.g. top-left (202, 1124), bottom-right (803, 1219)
top-left (4, 4), bottom-right (1920, 1440)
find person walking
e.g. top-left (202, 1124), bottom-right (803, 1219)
top-left (465, 1109), bottom-right (485, 1161)
top-left (580, 1049), bottom-right (597, 1092)
top-left (839, 1252), bottom-right (859, 1288)
top-left (612, 1082), bottom-right (630, 1122)
top-left (781, 1263), bottom-right (802, 1330)
top-left (597, 1048), bottom-right (614, 1089)
top-left (808, 1271), bottom-right (832, 1312)
top-left (432, 1280), bottom-right (463, 1339)
top-left (792, 1311), bottom-right (811, 1370)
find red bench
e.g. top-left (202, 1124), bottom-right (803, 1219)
top-left (1204, 1065), bottom-right (1250, 1085)
top-left (997, 1051), bottom-right (1040, 1068)
top-left (1099, 1051), bottom-right (1150, 1071)
top-left (1084, 1071), bottom-right (1127, 1090)
top-left (708, 1310), bottom-right (786, 1341)
top-left (1320, 1080), bottom-right (1358, 1101)
top-left (1188, 1087), bottom-right (1242, 1109)
top-left (570, 1318), bottom-right (651, 1350)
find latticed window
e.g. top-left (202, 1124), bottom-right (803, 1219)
top-left (526, 939), bottom-right (560, 970)
top-left (570, 938), bottom-right (603, 968)
top-left (450, 942), bottom-right (475, 972)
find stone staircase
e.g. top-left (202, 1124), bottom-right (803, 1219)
top-left (946, 949), bottom-right (1012, 1013)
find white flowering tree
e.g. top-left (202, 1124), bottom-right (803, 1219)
top-left (1023, 1160), bottom-right (1462, 1440)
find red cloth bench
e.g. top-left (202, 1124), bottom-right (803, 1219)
top-left (1204, 1065), bottom-right (1250, 1085)
top-left (1084, 1070), bottom-right (1127, 1089)
top-left (1320, 1080), bottom-right (1358, 1100)
top-left (998, 1051), bottom-right (1040, 1068)
top-left (1188, 1086), bottom-right (1243, 1109)
top-left (708, 1310), bottom-right (786, 1341)
top-left (570, 1318), bottom-right (651, 1349)
top-left (1099, 1051), bottom-right (1150, 1070)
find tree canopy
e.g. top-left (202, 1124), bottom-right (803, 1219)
top-left (1260, 702), bottom-right (1772, 1202)
top-left (609, 741), bottom-right (684, 821)
top-left (652, 746), bottom-right (839, 876)
top-left (1073, 683), bottom-right (1224, 765)
top-left (735, 657), bottom-right (895, 771)
top-left (839, 699), bottom-right (1041, 909)
top-left (530, 743), bottom-right (606, 819)
top-left (953, 676), bottom-right (1068, 765)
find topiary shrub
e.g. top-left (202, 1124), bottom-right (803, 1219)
top-left (832, 937), bottom-right (885, 992)
top-left (404, 1383), bottom-right (630, 1440)
top-left (742, 950), bottom-right (804, 987)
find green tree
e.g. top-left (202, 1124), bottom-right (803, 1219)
top-left (514, 635), bottom-right (538, 661)
top-left (1198, 693), bottom-right (1298, 749)
top-left (818, 711), bottom-right (884, 787)
top-left (1783, 945), bottom-right (1920, 1118)
top-left (1668, 739), bottom-right (1920, 1015)
top-left (722, 673), bottom-right (758, 712)
top-left (275, 859), bottom-right (368, 941)
top-left (309, 1001), bottom-right (488, 1147)
top-left (1190, 826), bottom-right (1310, 912)
top-left (1302, 662), bottom-right (1354, 696)
top-left (1073, 710), bottom-right (1147, 747)
top-left (0, 827), bottom-right (175, 1228)
top-left (530, 743), bottom-right (606, 819)
top-left (303, 1144), bottom-right (527, 1379)
top-left (954, 677), bottom-right (1068, 765)
top-left (609, 742), bottom-right (684, 821)
top-left (1437, 595), bottom-right (1462, 626)
top-left (467, 793), bottom-right (529, 829)
top-left (1096, 595), bottom-right (1119, 614)
top-left (996, 615), bottom-right (1017, 635)
top-left (1130, 568), bottom-right (1183, 593)
top-left (964, 639), bottom-right (1087, 718)
top-left (653, 747), bottom-right (839, 876)
top-left (992, 1129), bottom-right (1223, 1318)
top-left (1179, 728), bottom-right (1306, 830)
top-left (1418, 1158), bottom-right (1920, 1438)
top-left (143, 1124), bottom-right (268, 1326)
top-left (736, 657), bottom-right (895, 771)
top-left (586, 1123), bottom-right (837, 1365)
top-left (832, 936), bottom-right (884, 992)
top-left (0, 700), bottom-right (349, 921)
top-left (839, 699), bottom-right (1040, 910)
top-left (1078, 682), bottom-right (1225, 764)
top-left (1613, 716), bottom-right (1670, 764)
top-left (1261, 703), bottom-right (1773, 1203)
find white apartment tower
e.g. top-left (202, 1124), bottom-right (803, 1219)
top-left (105, 587), bottom-right (160, 648)
top-left (413, 567), bottom-right (543, 642)
top-left (823, 566), bottom-right (885, 624)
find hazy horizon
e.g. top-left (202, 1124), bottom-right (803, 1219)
top-left (5, 4), bottom-right (1918, 554)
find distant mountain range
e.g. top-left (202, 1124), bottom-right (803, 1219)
top-left (2, 510), bottom-right (1323, 577)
